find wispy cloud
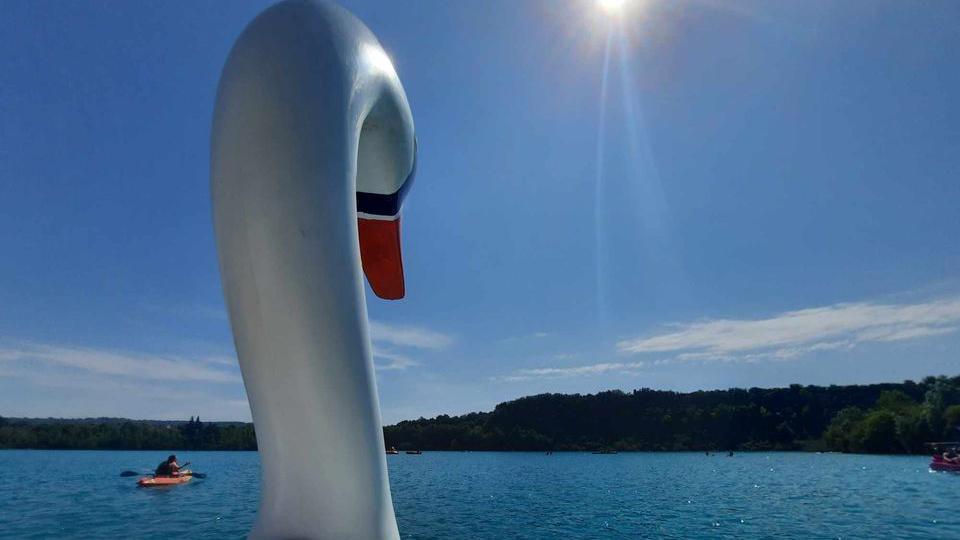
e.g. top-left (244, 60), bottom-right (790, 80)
top-left (617, 297), bottom-right (960, 363)
top-left (498, 361), bottom-right (646, 382)
top-left (366, 322), bottom-right (451, 372)
top-left (0, 344), bottom-right (240, 383)
top-left (198, 355), bottom-right (239, 367)
top-left (369, 321), bottom-right (453, 350)
top-left (372, 348), bottom-right (420, 371)
top-left (0, 363), bottom-right (251, 421)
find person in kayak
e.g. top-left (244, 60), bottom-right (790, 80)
top-left (155, 455), bottom-right (182, 477)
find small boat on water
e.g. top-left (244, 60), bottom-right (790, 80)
top-left (405, 450), bottom-right (422, 455)
top-left (137, 470), bottom-right (193, 487)
top-left (386, 447), bottom-right (399, 455)
top-left (927, 442), bottom-right (960, 472)
top-left (931, 455), bottom-right (960, 472)
top-left (592, 449), bottom-right (617, 454)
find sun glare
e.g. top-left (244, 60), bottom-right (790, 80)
top-left (362, 44), bottom-right (398, 79)
top-left (597, 0), bottom-right (627, 15)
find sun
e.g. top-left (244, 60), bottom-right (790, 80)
top-left (597, 0), bottom-right (627, 15)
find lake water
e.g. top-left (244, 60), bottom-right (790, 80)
top-left (0, 450), bottom-right (956, 539)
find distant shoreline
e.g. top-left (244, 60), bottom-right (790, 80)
top-left (0, 448), bottom-right (934, 459)
top-left (3, 375), bottom-right (958, 454)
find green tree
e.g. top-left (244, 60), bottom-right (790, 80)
top-left (823, 407), bottom-right (864, 453)
top-left (855, 410), bottom-right (899, 453)
top-left (943, 404), bottom-right (960, 439)
top-left (894, 408), bottom-right (929, 453)
top-left (924, 376), bottom-right (960, 437)
top-left (876, 390), bottom-right (916, 414)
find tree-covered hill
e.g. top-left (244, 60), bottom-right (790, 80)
top-left (0, 416), bottom-right (255, 451)
top-left (2, 376), bottom-right (958, 453)
top-left (383, 375), bottom-right (960, 453)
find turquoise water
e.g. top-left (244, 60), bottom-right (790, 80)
top-left (0, 451), bottom-right (957, 539)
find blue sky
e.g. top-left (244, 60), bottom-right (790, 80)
top-left (1, 0), bottom-right (958, 423)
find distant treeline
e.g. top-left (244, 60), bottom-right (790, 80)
top-left (0, 416), bottom-right (256, 451)
top-left (2, 376), bottom-right (959, 453)
top-left (383, 375), bottom-right (960, 453)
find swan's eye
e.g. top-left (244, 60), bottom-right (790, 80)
top-left (356, 150), bottom-right (415, 220)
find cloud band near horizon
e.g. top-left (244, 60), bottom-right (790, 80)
top-left (617, 297), bottom-right (960, 362)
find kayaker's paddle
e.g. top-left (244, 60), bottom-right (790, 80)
top-left (176, 462), bottom-right (206, 478)
top-left (120, 470), bottom-right (206, 478)
top-left (168, 462), bottom-right (207, 479)
top-left (120, 461), bottom-right (193, 478)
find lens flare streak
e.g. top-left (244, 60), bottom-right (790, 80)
top-left (594, 32), bottom-right (613, 334)
top-left (593, 13), bottom-right (689, 335)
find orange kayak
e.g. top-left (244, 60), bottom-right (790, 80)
top-left (137, 471), bottom-right (193, 487)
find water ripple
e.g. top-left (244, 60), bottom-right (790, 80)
top-left (0, 451), bottom-right (956, 539)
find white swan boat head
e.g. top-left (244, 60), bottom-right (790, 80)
top-left (211, 0), bottom-right (416, 537)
